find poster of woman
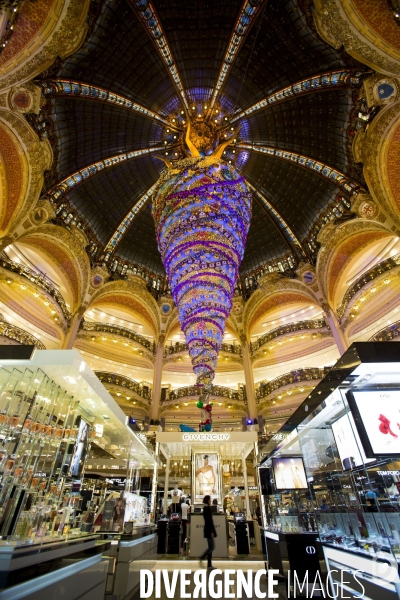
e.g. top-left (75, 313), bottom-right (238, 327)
top-left (194, 454), bottom-right (220, 501)
top-left (69, 417), bottom-right (90, 478)
top-left (112, 497), bottom-right (126, 532)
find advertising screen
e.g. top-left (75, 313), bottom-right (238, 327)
top-left (332, 412), bottom-right (375, 470)
top-left (69, 417), bottom-right (90, 478)
top-left (271, 457), bottom-right (308, 490)
top-left (347, 389), bottom-right (400, 457)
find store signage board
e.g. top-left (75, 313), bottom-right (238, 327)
top-left (156, 431), bottom-right (258, 443)
top-left (347, 389), bottom-right (400, 458)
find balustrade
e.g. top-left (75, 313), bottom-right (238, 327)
top-left (250, 319), bottom-right (327, 353)
top-left (256, 367), bottom-right (330, 400)
top-left (337, 253), bottom-right (400, 319)
top-left (95, 371), bottom-right (152, 400)
top-left (369, 320), bottom-right (400, 342)
top-left (0, 254), bottom-right (71, 322)
top-left (82, 321), bottom-right (154, 351)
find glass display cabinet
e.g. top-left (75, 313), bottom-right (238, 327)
top-left (0, 346), bottom-right (155, 546)
top-left (259, 343), bottom-right (400, 599)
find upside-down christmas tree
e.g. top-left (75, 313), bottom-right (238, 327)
top-left (153, 123), bottom-right (251, 431)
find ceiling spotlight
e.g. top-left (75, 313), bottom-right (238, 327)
top-left (181, 111), bottom-right (184, 114)
top-left (204, 105), bottom-right (208, 109)
top-left (172, 118), bottom-right (176, 122)
top-left (215, 110), bottom-right (219, 113)
top-left (192, 106), bottom-right (196, 110)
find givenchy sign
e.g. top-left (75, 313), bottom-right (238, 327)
top-left (182, 433), bottom-right (230, 441)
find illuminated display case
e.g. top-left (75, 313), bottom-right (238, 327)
top-left (259, 343), bottom-right (400, 599)
top-left (0, 347), bottom-right (155, 547)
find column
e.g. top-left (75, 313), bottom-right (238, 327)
top-left (322, 303), bottom-right (349, 356)
top-left (240, 334), bottom-right (258, 420)
top-left (150, 334), bottom-right (164, 421)
top-left (61, 310), bottom-right (84, 349)
top-left (150, 442), bottom-right (159, 520)
top-left (242, 457), bottom-right (251, 517)
top-left (163, 457), bottom-right (170, 513)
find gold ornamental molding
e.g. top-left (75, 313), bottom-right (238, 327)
top-left (0, 110), bottom-right (52, 239)
top-left (361, 100), bottom-right (400, 227)
top-left (0, 0), bottom-right (90, 92)
top-left (313, 0), bottom-right (400, 78)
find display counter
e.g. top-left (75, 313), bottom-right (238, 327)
top-left (0, 534), bottom-right (110, 600)
top-left (258, 342), bottom-right (400, 598)
top-left (189, 514), bottom-right (228, 558)
top-left (322, 543), bottom-right (400, 600)
top-left (263, 529), bottom-right (322, 582)
top-left (98, 526), bottom-right (157, 597)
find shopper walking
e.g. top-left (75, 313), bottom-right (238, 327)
top-left (200, 495), bottom-right (217, 569)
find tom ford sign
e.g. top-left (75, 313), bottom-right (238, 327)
top-left (182, 433), bottom-right (230, 441)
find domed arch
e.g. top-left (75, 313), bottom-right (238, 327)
top-left (17, 224), bottom-right (90, 312)
top-left (88, 280), bottom-right (160, 337)
top-left (247, 291), bottom-right (318, 335)
top-left (243, 274), bottom-right (318, 334)
top-left (316, 219), bottom-right (394, 305)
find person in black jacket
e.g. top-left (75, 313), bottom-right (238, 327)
top-left (200, 495), bottom-right (216, 569)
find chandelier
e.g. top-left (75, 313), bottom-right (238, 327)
top-left (153, 120), bottom-right (251, 392)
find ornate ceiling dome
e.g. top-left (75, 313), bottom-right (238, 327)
top-left (37, 0), bottom-right (367, 286)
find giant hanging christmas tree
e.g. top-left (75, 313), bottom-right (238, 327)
top-left (153, 120), bottom-right (251, 430)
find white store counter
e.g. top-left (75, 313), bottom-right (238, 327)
top-left (189, 514), bottom-right (229, 558)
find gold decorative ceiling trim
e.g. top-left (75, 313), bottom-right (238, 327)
top-left (47, 147), bottom-right (164, 204)
top-left (41, 79), bottom-right (172, 126)
top-left (0, 0), bottom-right (90, 91)
top-left (239, 143), bottom-right (365, 195)
top-left (209, 0), bottom-right (265, 110)
top-left (247, 182), bottom-right (305, 256)
top-left (127, 0), bottom-right (190, 111)
top-left (231, 69), bottom-right (365, 122)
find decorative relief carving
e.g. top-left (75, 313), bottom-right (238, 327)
top-left (0, 0), bottom-right (90, 91)
top-left (314, 0), bottom-right (400, 77)
top-left (362, 100), bottom-right (400, 224)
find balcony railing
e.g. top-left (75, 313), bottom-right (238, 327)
top-left (0, 254), bottom-right (71, 322)
top-left (82, 321), bottom-right (155, 352)
top-left (162, 385), bottom-right (243, 403)
top-left (96, 371), bottom-right (152, 400)
top-left (0, 320), bottom-right (45, 349)
top-left (369, 320), bottom-right (400, 342)
top-left (256, 367), bottom-right (330, 400)
top-left (250, 319), bottom-right (328, 353)
top-left (337, 253), bottom-right (400, 319)
top-left (164, 341), bottom-right (242, 357)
